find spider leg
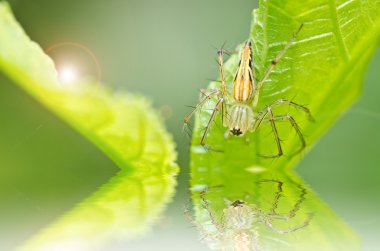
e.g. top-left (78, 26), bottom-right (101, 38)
top-left (252, 106), bottom-right (283, 158)
top-left (253, 24), bottom-right (303, 107)
top-left (269, 98), bottom-right (315, 122)
top-left (199, 88), bottom-right (218, 98)
top-left (215, 39), bottom-right (243, 55)
top-left (217, 48), bottom-right (233, 101)
top-left (184, 45), bottom-right (233, 144)
top-left (200, 97), bottom-right (224, 147)
top-left (221, 98), bottom-right (228, 127)
top-left (221, 49), bottom-right (240, 55)
top-left (271, 114), bottom-right (306, 156)
top-left (255, 108), bottom-right (307, 157)
top-left (183, 89), bottom-right (220, 136)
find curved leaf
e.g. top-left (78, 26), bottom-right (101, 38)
top-left (0, 2), bottom-right (177, 173)
top-left (0, 2), bottom-right (179, 249)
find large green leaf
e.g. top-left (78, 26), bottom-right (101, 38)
top-left (189, 0), bottom-right (380, 250)
top-left (190, 0), bottom-right (380, 170)
top-left (0, 2), bottom-right (178, 250)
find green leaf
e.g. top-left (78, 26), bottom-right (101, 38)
top-left (189, 0), bottom-right (380, 249)
top-left (0, 2), bottom-right (178, 249)
top-left (0, 2), bottom-right (177, 173)
top-left (190, 0), bottom-right (380, 170)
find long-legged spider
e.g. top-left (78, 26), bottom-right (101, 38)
top-left (184, 24), bottom-right (314, 157)
top-left (189, 180), bottom-right (312, 251)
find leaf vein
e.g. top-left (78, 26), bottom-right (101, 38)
top-left (294, 32), bottom-right (333, 44)
top-left (296, 4), bottom-right (329, 18)
top-left (328, 0), bottom-right (350, 61)
top-left (337, 0), bottom-right (356, 10)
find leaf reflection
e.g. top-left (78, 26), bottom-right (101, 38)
top-left (18, 164), bottom-right (178, 251)
top-left (189, 165), bottom-right (360, 251)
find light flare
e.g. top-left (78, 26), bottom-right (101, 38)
top-left (58, 66), bottom-right (77, 84)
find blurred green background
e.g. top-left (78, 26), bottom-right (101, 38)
top-left (0, 0), bottom-right (379, 250)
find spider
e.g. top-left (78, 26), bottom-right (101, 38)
top-left (184, 24), bottom-right (314, 157)
top-left (190, 180), bottom-right (313, 251)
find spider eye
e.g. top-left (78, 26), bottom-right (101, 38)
top-left (230, 128), bottom-right (243, 136)
top-left (231, 200), bottom-right (245, 207)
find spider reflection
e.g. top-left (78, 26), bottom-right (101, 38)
top-left (190, 180), bottom-right (313, 251)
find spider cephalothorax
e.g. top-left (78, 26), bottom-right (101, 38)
top-left (227, 104), bottom-right (254, 136)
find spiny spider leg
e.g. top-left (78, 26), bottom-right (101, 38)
top-left (267, 107), bottom-right (283, 158)
top-left (270, 98), bottom-right (315, 122)
top-left (201, 98), bottom-right (224, 146)
top-left (271, 114), bottom-right (306, 156)
top-left (222, 49), bottom-right (240, 55)
top-left (221, 99), bottom-right (228, 127)
top-left (253, 24), bottom-right (303, 107)
top-left (252, 107), bottom-right (283, 158)
top-left (216, 40), bottom-right (240, 56)
top-left (183, 90), bottom-right (220, 141)
top-left (253, 104), bottom-right (307, 157)
top-left (199, 88), bottom-right (217, 98)
top-left (186, 46), bottom-right (232, 146)
top-left (183, 89), bottom-right (220, 131)
top-left (217, 49), bottom-right (233, 101)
